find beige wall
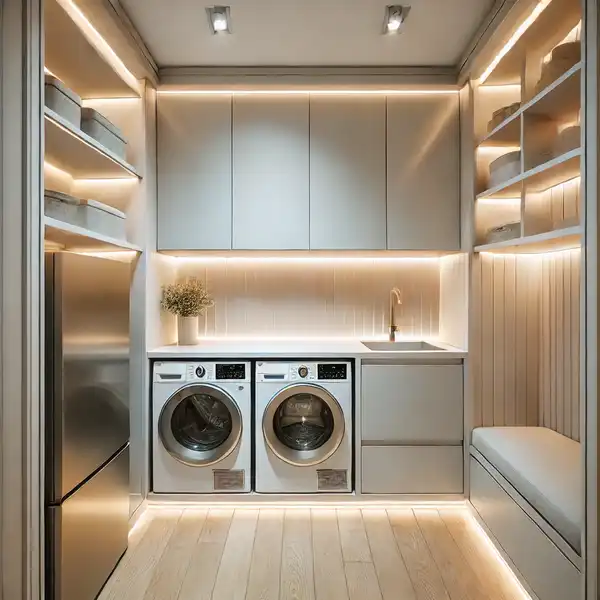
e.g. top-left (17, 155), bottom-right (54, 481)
top-left (174, 258), bottom-right (442, 339)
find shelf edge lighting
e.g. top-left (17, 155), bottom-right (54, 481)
top-left (479, 0), bottom-right (552, 84)
top-left (57, 0), bottom-right (140, 95)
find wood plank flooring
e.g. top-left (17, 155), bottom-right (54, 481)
top-left (99, 508), bottom-right (527, 600)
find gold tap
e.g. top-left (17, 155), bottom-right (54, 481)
top-left (389, 287), bottom-right (403, 341)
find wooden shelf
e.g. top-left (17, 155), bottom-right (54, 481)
top-left (45, 216), bottom-right (141, 252)
top-left (483, 0), bottom-right (581, 85)
top-left (45, 0), bottom-right (139, 99)
top-left (478, 148), bottom-right (581, 199)
top-left (45, 107), bottom-right (141, 179)
top-left (478, 63), bottom-right (581, 148)
top-left (525, 62), bottom-right (581, 120)
top-left (475, 225), bottom-right (581, 253)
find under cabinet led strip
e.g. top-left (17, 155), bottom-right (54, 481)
top-left (157, 89), bottom-right (458, 96)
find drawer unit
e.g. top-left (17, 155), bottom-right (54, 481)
top-left (361, 364), bottom-right (463, 444)
top-left (362, 446), bottom-right (463, 494)
top-left (470, 457), bottom-right (580, 600)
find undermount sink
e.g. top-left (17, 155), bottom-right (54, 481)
top-left (361, 340), bottom-right (446, 352)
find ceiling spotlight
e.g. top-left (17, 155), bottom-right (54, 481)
top-left (384, 5), bottom-right (410, 34)
top-left (207, 6), bottom-right (231, 34)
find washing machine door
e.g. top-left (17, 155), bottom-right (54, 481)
top-left (159, 384), bottom-right (242, 466)
top-left (263, 384), bottom-right (345, 466)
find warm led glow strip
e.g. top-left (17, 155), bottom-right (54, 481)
top-left (44, 161), bottom-right (138, 184)
top-left (171, 256), bottom-right (442, 264)
top-left (477, 146), bottom-right (521, 154)
top-left (157, 89), bottom-right (458, 96)
top-left (477, 197), bottom-right (521, 206)
top-left (57, 0), bottom-right (140, 95)
top-left (479, 0), bottom-right (552, 84)
top-left (180, 335), bottom-right (442, 343)
top-left (468, 516), bottom-right (533, 599)
top-left (146, 501), bottom-right (467, 510)
top-left (481, 246), bottom-right (581, 258)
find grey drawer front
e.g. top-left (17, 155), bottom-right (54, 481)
top-left (470, 457), bottom-right (580, 600)
top-left (362, 446), bottom-right (463, 494)
top-left (361, 364), bottom-right (463, 444)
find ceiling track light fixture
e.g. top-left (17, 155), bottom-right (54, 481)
top-left (384, 5), bottom-right (410, 34)
top-left (207, 5), bottom-right (231, 34)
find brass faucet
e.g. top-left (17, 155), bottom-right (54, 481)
top-left (389, 287), bottom-right (403, 341)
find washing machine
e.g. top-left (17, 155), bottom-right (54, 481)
top-left (255, 361), bottom-right (353, 493)
top-left (153, 361), bottom-right (251, 493)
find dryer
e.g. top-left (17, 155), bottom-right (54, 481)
top-left (153, 361), bottom-right (251, 493)
top-left (255, 361), bottom-right (353, 493)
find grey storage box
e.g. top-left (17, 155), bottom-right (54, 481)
top-left (44, 189), bottom-right (80, 221)
top-left (80, 199), bottom-right (126, 240)
top-left (81, 108), bottom-right (127, 160)
top-left (45, 75), bottom-right (82, 127)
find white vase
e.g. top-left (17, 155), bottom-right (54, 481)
top-left (177, 316), bottom-right (198, 345)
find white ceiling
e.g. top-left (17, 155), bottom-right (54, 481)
top-left (120, 0), bottom-right (495, 68)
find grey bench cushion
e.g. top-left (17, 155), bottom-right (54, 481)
top-left (472, 426), bottom-right (581, 553)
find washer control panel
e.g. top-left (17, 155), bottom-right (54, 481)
top-left (153, 362), bottom-right (250, 383)
top-left (255, 362), bottom-right (351, 383)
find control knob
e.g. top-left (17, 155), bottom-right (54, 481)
top-left (298, 365), bottom-right (309, 378)
top-left (195, 365), bottom-right (206, 378)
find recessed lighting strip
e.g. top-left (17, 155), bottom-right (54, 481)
top-left (157, 89), bottom-right (458, 96)
top-left (479, 0), bottom-right (552, 84)
top-left (57, 0), bottom-right (140, 95)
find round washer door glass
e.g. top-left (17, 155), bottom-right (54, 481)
top-left (159, 384), bottom-right (242, 466)
top-left (273, 393), bottom-right (334, 451)
top-left (263, 384), bottom-right (344, 466)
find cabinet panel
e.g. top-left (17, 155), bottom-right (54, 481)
top-left (387, 95), bottom-right (460, 250)
top-left (310, 96), bottom-right (386, 250)
top-left (233, 96), bottom-right (309, 249)
top-left (157, 95), bottom-right (232, 250)
top-left (361, 364), bottom-right (463, 444)
top-left (362, 446), bottom-right (463, 494)
top-left (471, 458), bottom-right (580, 600)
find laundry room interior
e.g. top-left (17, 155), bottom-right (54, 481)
top-left (1, 0), bottom-right (598, 599)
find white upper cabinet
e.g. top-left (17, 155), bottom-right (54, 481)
top-left (309, 96), bottom-right (387, 250)
top-left (387, 94), bottom-right (460, 250)
top-left (233, 96), bottom-right (309, 250)
top-left (157, 95), bottom-right (232, 250)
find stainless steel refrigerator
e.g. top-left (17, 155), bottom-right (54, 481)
top-left (45, 252), bottom-right (131, 600)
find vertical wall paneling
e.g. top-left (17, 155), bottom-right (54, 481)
top-left (538, 249), bottom-right (581, 440)
top-left (473, 250), bottom-right (580, 441)
top-left (232, 96), bottom-right (310, 250)
top-left (174, 259), bottom-right (440, 339)
top-left (439, 253), bottom-right (469, 349)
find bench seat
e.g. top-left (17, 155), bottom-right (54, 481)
top-left (472, 426), bottom-right (581, 553)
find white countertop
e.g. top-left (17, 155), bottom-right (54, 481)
top-left (148, 339), bottom-right (467, 360)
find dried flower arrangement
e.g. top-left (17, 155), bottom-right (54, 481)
top-left (161, 278), bottom-right (214, 317)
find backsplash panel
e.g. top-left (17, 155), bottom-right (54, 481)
top-left (176, 259), bottom-right (441, 339)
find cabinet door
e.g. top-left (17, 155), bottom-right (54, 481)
top-left (387, 95), bottom-right (460, 250)
top-left (310, 96), bottom-right (386, 250)
top-left (157, 95), bottom-right (232, 250)
top-left (362, 446), bottom-right (463, 494)
top-left (233, 96), bottom-right (309, 249)
top-left (361, 364), bottom-right (463, 444)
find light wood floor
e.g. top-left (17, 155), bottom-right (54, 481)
top-left (99, 507), bottom-right (526, 600)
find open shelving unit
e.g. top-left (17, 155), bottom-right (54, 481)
top-left (45, 107), bottom-right (140, 179)
top-left (474, 6), bottom-right (582, 252)
top-left (43, 0), bottom-right (145, 253)
top-left (473, 225), bottom-right (581, 254)
top-left (44, 216), bottom-right (142, 252)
